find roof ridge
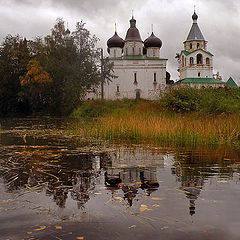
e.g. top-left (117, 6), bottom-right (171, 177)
top-left (181, 49), bottom-right (213, 56)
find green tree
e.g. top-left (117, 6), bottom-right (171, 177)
top-left (0, 18), bottom-right (115, 116)
top-left (0, 35), bottom-right (31, 116)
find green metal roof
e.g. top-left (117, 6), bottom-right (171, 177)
top-left (111, 55), bottom-right (168, 60)
top-left (181, 49), bottom-right (214, 56)
top-left (175, 78), bottom-right (224, 84)
top-left (225, 77), bottom-right (238, 87)
top-left (181, 50), bottom-right (191, 56)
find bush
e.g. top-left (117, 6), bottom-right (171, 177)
top-left (161, 87), bottom-right (240, 114)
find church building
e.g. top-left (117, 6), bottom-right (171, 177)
top-left (104, 17), bottom-right (168, 100)
top-left (175, 11), bottom-right (225, 88)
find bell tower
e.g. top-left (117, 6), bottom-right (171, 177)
top-left (178, 11), bottom-right (214, 80)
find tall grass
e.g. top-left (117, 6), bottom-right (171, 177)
top-left (88, 114), bottom-right (239, 147)
top-left (70, 88), bottom-right (240, 147)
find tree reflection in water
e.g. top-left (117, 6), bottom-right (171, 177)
top-left (0, 147), bottom-right (111, 209)
top-left (1, 144), bottom-right (240, 217)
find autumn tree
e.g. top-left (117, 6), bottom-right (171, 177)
top-left (0, 18), bottom-right (114, 116)
top-left (19, 59), bottom-right (53, 112)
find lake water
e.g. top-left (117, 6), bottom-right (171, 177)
top-left (0, 117), bottom-right (240, 240)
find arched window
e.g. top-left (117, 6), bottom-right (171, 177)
top-left (198, 72), bottom-right (201, 77)
top-left (190, 57), bottom-right (194, 65)
top-left (132, 47), bottom-right (135, 55)
top-left (153, 49), bottom-right (155, 56)
top-left (206, 58), bottom-right (210, 65)
top-left (197, 54), bottom-right (203, 64)
top-left (190, 43), bottom-right (192, 49)
top-left (136, 91), bottom-right (141, 99)
top-left (197, 43), bottom-right (200, 48)
top-left (117, 86), bottom-right (120, 92)
top-left (182, 56), bottom-right (184, 66)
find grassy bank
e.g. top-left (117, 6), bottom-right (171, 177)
top-left (69, 88), bottom-right (240, 147)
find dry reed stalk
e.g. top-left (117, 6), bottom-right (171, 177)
top-left (83, 112), bottom-right (240, 147)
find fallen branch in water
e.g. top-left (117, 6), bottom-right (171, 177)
top-left (36, 169), bottom-right (60, 182)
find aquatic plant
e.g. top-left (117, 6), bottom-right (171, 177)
top-left (70, 88), bottom-right (240, 147)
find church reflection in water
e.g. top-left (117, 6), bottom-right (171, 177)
top-left (0, 145), bottom-right (237, 215)
top-left (170, 149), bottom-right (236, 216)
top-left (104, 166), bottom-right (159, 206)
top-left (0, 147), bottom-right (162, 209)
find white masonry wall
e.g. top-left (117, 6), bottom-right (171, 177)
top-left (104, 58), bottom-right (167, 100)
top-left (180, 50), bottom-right (213, 79)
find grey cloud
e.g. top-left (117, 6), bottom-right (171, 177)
top-left (0, 0), bottom-right (239, 81)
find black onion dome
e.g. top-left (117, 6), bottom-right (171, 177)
top-left (144, 32), bottom-right (162, 48)
top-left (125, 17), bottom-right (142, 41)
top-left (192, 11), bottom-right (198, 20)
top-left (107, 32), bottom-right (124, 48)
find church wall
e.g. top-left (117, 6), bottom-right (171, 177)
top-left (180, 50), bottom-right (213, 79)
top-left (184, 41), bottom-right (207, 52)
top-left (177, 82), bottom-right (225, 89)
top-left (104, 59), bottom-right (167, 100)
top-left (109, 47), bottom-right (123, 58)
top-left (124, 42), bottom-right (144, 56)
top-left (147, 47), bottom-right (160, 58)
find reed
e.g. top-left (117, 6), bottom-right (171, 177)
top-left (70, 87), bottom-right (240, 147)
top-left (70, 103), bottom-right (240, 147)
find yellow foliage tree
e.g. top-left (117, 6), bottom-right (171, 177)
top-left (20, 59), bottom-right (52, 86)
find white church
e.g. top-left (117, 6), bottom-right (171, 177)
top-left (104, 17), bottom-right (168, 100)
top-left (86, 11), bottom-right (230, 100)
top-left (175, 11), bottom-right (225, 88)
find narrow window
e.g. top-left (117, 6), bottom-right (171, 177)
top-left (114, 49), bottom-right (116, 58)
top-left (126, 48), bottom-right (128, 55)
top-left (139, 48), bottom-right (141, 55)
top-left (153, 49), bottom-right (155, 56)
top-left (198, 72), bottom-right (201, 77)
top-left (134, 73), bottom-right (137, 85)
top-left (197, 43), bottom-right (200, 48)
top-left (154, 73), bottom-right (157, 82)
top-left (117, 86), bottom-right (120, 92)
top-left (190, 57), bottom-right (194, 65)
top-left (132, 47), bottom-right (134, 55)
top-left (182, 56), bottom-right (184, 66)
top-left (190, 43), bottom-right (192, 49)
top-left (206, 58), bottom-right (210, 65)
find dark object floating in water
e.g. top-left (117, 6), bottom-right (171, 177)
top-left (104, 171), bottom-right (122, 187)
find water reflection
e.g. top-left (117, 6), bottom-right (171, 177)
top-left (1, 142), bottom-right (240, 215)
top-left (1, 118), bottom-right (240, 239)
top-left (0, 144), bottom-right (163, 210)
top-left (171, 150), bottom-right (240, 216)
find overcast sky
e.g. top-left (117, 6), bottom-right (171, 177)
top-left (0, 0), bottom-right (239, 82)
